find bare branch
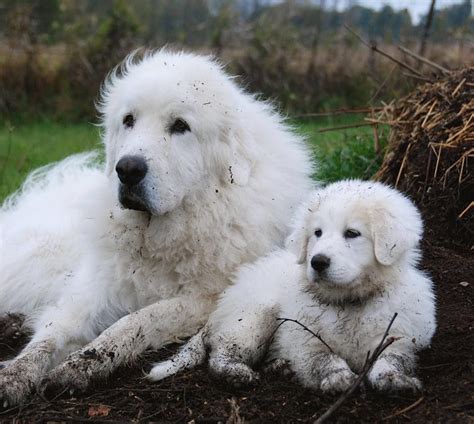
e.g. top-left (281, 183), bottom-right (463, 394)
top-left (344, 25), bottom-right (424, 78)
top-left (317, 122), bottom-right (374, 133)
top-left (398, 45), bottom-right (450, 74)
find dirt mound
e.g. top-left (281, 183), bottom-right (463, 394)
top-left (375, 68), bottom-right (473, 250)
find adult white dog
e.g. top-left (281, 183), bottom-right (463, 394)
top-left (151, 180), bottom-right (436, 393)
top-left (0, 50), bottom-right (314, 406)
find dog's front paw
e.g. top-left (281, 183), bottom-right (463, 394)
top-left (320, 368), bottom-right (358, 394)
top-left (40, 356), bottom-right (92, 398)
top-left (0, 362), bottom-right (36, 409)
top-left (368, 370), bottom-right (421, 392)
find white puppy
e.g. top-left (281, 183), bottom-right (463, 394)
top-left (150, 180), bottom-right (436, 393)
top-left (0, 50), bottom-right (314, 406)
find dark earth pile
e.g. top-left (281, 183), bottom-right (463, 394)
top-left (375, 67), bottom-right (473, 251)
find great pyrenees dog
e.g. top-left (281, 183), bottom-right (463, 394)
top-left (150, 180), bottom-right (436, 393)
top-left (0, 50), bottom-right (314, 406)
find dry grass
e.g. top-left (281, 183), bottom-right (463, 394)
top-left (375, 67), bottom-right (473, 248)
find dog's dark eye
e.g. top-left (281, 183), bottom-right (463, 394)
top-left (315, 229), bottom-right (322, 237)
top-left (170, 118), bottom-right (190, 135)
top-left (123, 114), bottom-right (135, 129)
top-left (344, 229), bottom-right (361, 239)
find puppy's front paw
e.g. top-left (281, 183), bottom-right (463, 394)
top-left (369, 370), bottom-right (421, 392)
top-left (320, 368), bottom-right (358, 394)
top-left (262, 358), bottom-right (294, 377)
top-left (209, 358), bottom-right (260, 388)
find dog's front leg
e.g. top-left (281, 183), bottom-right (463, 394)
top-left (42, 296), bottom-right (214, 393)
top-left (0, 339), bottom-right (57, 408)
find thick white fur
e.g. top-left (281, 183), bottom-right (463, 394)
top-left (150, 180), bottom-right (436, 393)
top-left (0, 50), bottom-right (314, 405)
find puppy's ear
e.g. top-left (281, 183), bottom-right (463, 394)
top-left (286, 225), bottom-right (309, 264)
top-left (285, 195), bottom-right (320, 264)
top-left (371, 203), bottom-right (423, 266)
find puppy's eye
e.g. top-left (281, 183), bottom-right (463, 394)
top-left (314, 229), bottom-right (322, 237)
top-left (170, 118), bottom-right (191, 134)
top-left (123, 113), bottom-right (135, 128)
top-left (344, 229), bottom-right (361, 239)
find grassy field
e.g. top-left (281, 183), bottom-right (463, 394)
top-left (0, 116), bottom-right (386, 202)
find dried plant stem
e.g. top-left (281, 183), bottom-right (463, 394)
top-left (317, 122), bottom-right (374, 133)
top-left (344, 25), bottom-right (424, 78)
top-left (398, 45), bottom-right (450, 74)
top-left (383, 396), bottom-right (424, 421)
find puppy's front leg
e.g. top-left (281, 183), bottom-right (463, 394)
top-left (295, 351), bottom-right (358, 393)
top-left (367, 344), bottom-right (421, 392)
top-left (43, 296), bottom-right (214, 393)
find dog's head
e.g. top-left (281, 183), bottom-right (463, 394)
top-left (286, 180), bottom-right (423, 302)
top-left (98, 50), bottom-right (253, 215)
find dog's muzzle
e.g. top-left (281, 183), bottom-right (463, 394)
top-left (116, 155), bottom-right (150, 212)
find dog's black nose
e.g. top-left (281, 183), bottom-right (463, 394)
top-left (311, 254), bottom-right (331, 272)
top-left (116, 156), bottom-right (148, 186)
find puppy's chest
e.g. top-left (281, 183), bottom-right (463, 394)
top-left (297, 303), bottom-right (380, 368)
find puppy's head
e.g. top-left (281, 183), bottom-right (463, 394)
top-left (98, 49), bottom-right (253, 216)
top-left (285, 180), bottom-right (423, 302)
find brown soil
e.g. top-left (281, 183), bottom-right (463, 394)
top-left (0, 231), bottom-right (472, 424)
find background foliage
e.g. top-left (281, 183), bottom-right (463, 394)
top-left (0, 0), bottom-right (472, 120)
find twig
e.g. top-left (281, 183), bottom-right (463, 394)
top-left (293, 108), bottom-right (382, 118)
top-left (458, 201), bottom-right (473, 219)
top-left (419, 0), bottom-right (436, 57)
top-left (317, 122), bottom-right (374, 133)
top-left (398, 45), bottom-right (450, 74)
top-left (344, 25), bottom-right (424, 78)
top-left (402, 72), bottom-right (433, 83)
top-left (314, 313), bottom-right (398, 424)
top-left (383, 396), bottom-right (424, 421)
top-left (369, 65), bottom-right (397, 104)
top-left (276, 318), bottom-right (333, 353)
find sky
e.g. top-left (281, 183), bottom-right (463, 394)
top-left (354, 0), bottom-right (471, 23)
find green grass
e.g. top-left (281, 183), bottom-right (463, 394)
top-left (0, 116), bottom-right (387, 202)
top-left (294, 114), bottom-right (388, 183)
top-left (0, 120), bottom-right (102, 201)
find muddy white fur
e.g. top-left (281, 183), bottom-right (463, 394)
top-left (150, 180), bottom-right (436, 393)
top-left (0, 50), bottom-right (314, 405)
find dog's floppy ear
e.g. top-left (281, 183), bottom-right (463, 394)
top-left (285, 195), bottom-right (320, 264)
top-left (370, 201), bottom-right (423, 266)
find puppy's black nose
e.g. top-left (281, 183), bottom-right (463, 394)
top-left (116, 155), bottom-right (148, 186)
top-left (311, 255), bottom-right (331, 272)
